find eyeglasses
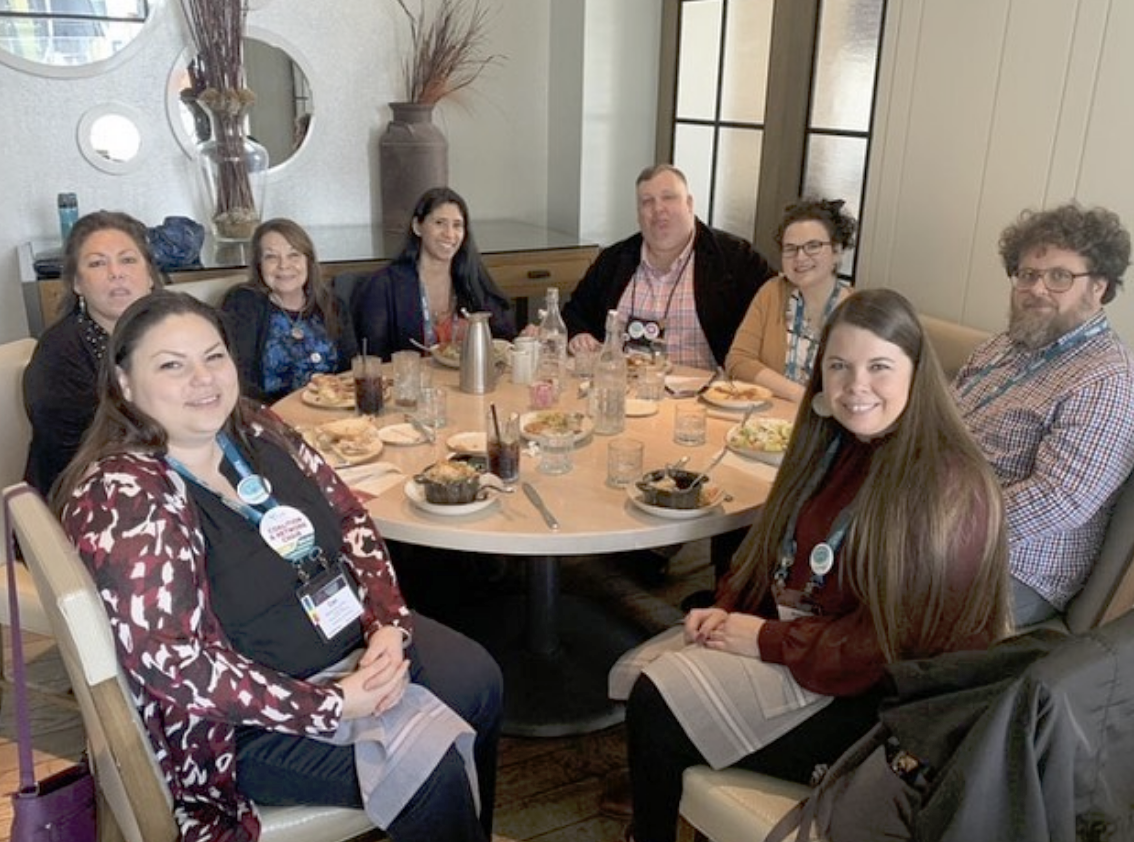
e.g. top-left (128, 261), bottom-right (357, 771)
top-left (1010, 267), bottom-right (1094, 294)
top-left (781, 240), bottom-right (831, 259)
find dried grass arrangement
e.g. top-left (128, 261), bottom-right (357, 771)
top-left (393, 0), bottom-right (502, 105)
top-left (179, 0), bottom-right (263, 240)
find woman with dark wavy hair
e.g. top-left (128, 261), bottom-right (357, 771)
top-left (23, 209), bottom-right (162, 494)
top-left (221, 218), bottom-right (357, 402)
top-left (623, 289), bottom-right (1012, 842)
top-left (353, 187), bottom-right (514, 359)
top-left (725, 198), bottom-right (857, 402)
top-left (54, 291), bottom-right (501, 842)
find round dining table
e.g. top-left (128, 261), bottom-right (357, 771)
top-left (275, 359), bottom-right (796, 736)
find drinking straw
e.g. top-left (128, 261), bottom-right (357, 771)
top-left (362, 338), bottom-right (368, 357)
top-left (490, 403), bottom-right (502, 442)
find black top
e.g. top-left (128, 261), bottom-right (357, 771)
top-left (220, 283), bottom-right (358, 403)
top-left (352, 258), bottom-right (516, 361)
top-left (562, 220), bottom-right (775, 365)
top-left (186, 435), bottom-right (364, 678)
top-left (22, 309), bottom-right (104, 494)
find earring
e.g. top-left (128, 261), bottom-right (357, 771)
top-left (77, 294), bottom-right (87, 316)
top-left (811, 392), bottom-right (833, 418)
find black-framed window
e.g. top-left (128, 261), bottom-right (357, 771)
top-left (665, 0), bottom-right (886, 281)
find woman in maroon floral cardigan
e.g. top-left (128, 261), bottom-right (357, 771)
top-left (53, 292), bottom-right (502, 842)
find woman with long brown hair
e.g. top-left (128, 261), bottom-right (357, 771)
top-left (221, 217), bottom-right (357, 402)
top-left (54, 292), bottom-right (501, 842)
top-left (622, 289), bottom-right (1012, 842)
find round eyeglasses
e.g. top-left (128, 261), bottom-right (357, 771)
top-left (781, 240), bottom-right (831, 259)
top-left (1010, 267), bottom-right (1093, 294)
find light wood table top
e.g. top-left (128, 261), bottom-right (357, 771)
top-left (274, 363), bottom-right (796, 556)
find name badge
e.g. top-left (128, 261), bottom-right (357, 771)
top-left (809, 543), bottom-right (835, 577)
top-left (625, 314), bottom-right (665, 355)
top-left (259, 505), bottom-right (317, 562)
top-left (297, 561), bottom-right (365, 642)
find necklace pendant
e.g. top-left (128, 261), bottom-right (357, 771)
top-left (291, 327), bottom-right (305, 341)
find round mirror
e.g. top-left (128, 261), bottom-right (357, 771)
top-left (166, 27), bottom-right (313, 171)
top-left (0, 0), bottom-right (156, 77)
top-left (77, 103), bottom-right (145, 174)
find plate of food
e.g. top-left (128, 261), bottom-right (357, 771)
top-left (725, 418), bottom-right (794, 465)
top-left (303, 417), bottom-right (384, 466)
top-left (378, 422), bottom-right (430, 446)
top-left (519, 410), bottom-right (594, 444)
top-left (301, 372), bottom-right (356, 409)
top-left (404, 478), bottom-right (498, 516)
top-left (430, 339), bottom-right (512, 369)
top-left (700, 381), bottom-right (774, 410)
top-left (625, 353), bottom-right (673, 377)
top-left (626, 481), bottom-right (726, 520)
top-left (446, 430), bottom-right (487, 454)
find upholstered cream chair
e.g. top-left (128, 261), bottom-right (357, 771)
top-left (6, 483), bottom-right (381, 842)
top-left (0, 338), bottom-right (54, 696)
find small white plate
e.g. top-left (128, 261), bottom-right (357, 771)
top-left (378, 423), bottom-right (429, 446)
top-left (404, 479), bottom-right (498, 516)
top-left (446, 430), bottom-right (487, 454)
top-left (430, 340), bottom-right (512, 369)
top-left (625, 398), bottom-right (659, 418)
top-left (664, 375), bottom-right (704, 398)
top-left (626, 484), bottom-right (726, 520)
top-left (519, 411), bottom-right (595, 444)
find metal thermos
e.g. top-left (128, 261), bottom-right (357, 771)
top-left (459, 311), bottom-right (497, 394)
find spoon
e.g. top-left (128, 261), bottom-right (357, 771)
top-left (665, 455), bottom-right (690, 478)
top-left (689, 449), bottom-right (727, 488)
top-left (409, 337), bottom-right (433, 353)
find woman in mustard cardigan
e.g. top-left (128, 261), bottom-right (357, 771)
top-left (725, 198), bottom-right (857, 401)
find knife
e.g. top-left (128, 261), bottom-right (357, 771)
top-left (404, 414), bottom-right (436, 443)
top-left (522, 482), bottom-right (560, 530)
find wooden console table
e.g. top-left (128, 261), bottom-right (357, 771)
top-left (19, 221), bottom-right (599, 336)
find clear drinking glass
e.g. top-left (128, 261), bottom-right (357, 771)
top-left (538, 430), bottom-right (574, 475)
top-left (417, 386), bottom-right (448, 431)
top-left (352, 355), bottom-right (384, 415)
top-left (487, 412), bottom-right (521, 485)
top-left (673, 403), bottom-right (707, 446)
top-left (607, 438), bottom-right (644, 487)
top-left (392, 350), bottom-right (422, 408)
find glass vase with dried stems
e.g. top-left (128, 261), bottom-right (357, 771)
top-left (180, 0), bottom-right (267, 241)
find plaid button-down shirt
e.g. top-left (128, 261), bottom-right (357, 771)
top-left (953, 312), bottom-right (1134, 608)
top-left (616, 239), bottom-right (716, 369)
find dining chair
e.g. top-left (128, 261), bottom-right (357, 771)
top-left (0, 338), bottom-right (57, 701)
top-left (5, 482), bottom-right (383, 842)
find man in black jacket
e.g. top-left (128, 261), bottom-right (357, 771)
top-left (563, 164), bottom-right (774, 367)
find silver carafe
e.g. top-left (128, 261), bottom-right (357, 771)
top-left (459, 311), bottom-right (497, 394)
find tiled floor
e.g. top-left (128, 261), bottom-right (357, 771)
top-left (0, 543), bottom-right (712, 841)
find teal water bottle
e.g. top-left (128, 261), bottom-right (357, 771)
top-left (57, 193), bottom-right (79, 244)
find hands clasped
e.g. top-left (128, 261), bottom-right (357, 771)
top-left (684, 607), bottom-right (765, 659)
top-left (339, 626), bottom-right (410, 720)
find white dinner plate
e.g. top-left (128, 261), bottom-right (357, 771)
top-left (378, 422), bottom-right (429, 446)
top-left (700, 381), bottom-right (775, 410)
top-left (306, 417), bottom-right (385, 466)
top-left (430, 340), bottom-right (512, 369)
top-left (446, 430), bottom-right (487, 454)
top-left (404, 479), bottom-right (498, 516)
top-left (626, 484), bottom-right (726, 520)
top-left (625, 398), bottom-right (659, 418)
top-left (725, 419), bottom-right (792, 466)
top-left (519, 410), bottom-right (595, 444)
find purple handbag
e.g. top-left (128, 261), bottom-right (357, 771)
top-left (6, 485), bottom-right (97, 842)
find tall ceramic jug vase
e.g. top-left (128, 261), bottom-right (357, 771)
top-left (196, 88), bottom-right (269, 242)
top-left (378, 103), bottom-right (448, 235)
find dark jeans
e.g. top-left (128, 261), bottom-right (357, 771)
top-left (235, 613), bottom-right (503, 842)
top-left (625, 674), bottom-right (882, 842)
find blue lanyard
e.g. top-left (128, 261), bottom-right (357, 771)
top-left (957, 318), bottom-right (1107, 415)
top-left (775, 437), bottom-right (855, 596)
top-left (167, 433), bottom-right (280, 525)
top-left (785, 280), bottom-right (845, 383)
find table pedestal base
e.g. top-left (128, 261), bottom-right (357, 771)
top-left (454, 586), bottom-right (648, 737)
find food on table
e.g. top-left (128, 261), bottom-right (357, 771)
top-left (703, 382), bottom-right (773, 404)
top-left (303, 372), bottom-right (356, 407)
top-left (311, 417), bottom-right (384, 464)
top-left (522, 410), bottom-right (585, 437)
top-left (433, 343), bottom-right (462, 366)
top-left (415, 460), bottom-right (483, 504)
top-left (636, 468), bottom-right (709, 509)
top-left (728, 418), bottom-right (794, 453)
